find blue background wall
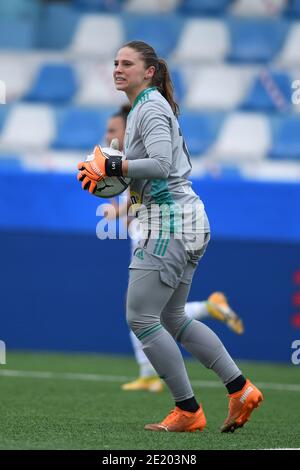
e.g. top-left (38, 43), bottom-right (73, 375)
top-left (1, 170), bottom-right (299, 362)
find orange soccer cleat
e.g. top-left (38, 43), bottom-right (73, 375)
top-left (221, 379), bottom-right (263, 433)
top-left (144, 405), bottom-right (207, 432)
top-left (207, 292), bottom-right (244, 335)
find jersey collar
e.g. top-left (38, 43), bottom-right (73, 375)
top-left (131, 87), bottom-right (157, 111)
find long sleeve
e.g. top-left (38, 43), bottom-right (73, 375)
top-left (127, 140), bottom-right (172, 179)
top-left (126, 101), bottom-right (173, 180)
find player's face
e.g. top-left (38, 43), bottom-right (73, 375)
top-left (105, 116), bottom-right (125, 151)
top-left (113, 47), bottom-right (155, 100)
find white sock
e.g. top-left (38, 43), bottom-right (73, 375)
top-left (185, 301), bottom-right (209, 321)
top-left (129, 330), bottom-right (157, 378)
top-left (140, 362), bottom-right (157, 378)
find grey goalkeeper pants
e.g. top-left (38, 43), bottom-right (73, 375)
top-left (126, 266), bottom-right (241, 402)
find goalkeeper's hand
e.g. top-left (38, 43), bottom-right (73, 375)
top-left (77, 138), bottom-right (123, 194)
top-left (77, 145), bottom-right (106, 193)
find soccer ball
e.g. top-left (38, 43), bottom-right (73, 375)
top-left (86, 142), bottom-right (131, 198)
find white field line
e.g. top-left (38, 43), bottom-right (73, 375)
top-left (0, 369), bottom-right (299, 392)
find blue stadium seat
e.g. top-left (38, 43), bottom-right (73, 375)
top-left (52, 108), bottom-right (111, 150)
top-left (179, 0), bottom-right (231, 15)
top-left (122, 13), bottom-right (183, 58)
top-left (73, 0), bottom-right (124, 12)
top-left (178, 112), bottom-right (223, 155)
top-left (228, 17), bottom-right (288, 63)
top-left (170, 68), bottom-right (185, 104)
top-left (241, 71), bottom-right (292, 112)
top-left (285, 0), bottom-right (300, 17)
top-left (270, 117), bottom-right (300, 160)
top-left (0, 106), bottom-right (9, 133)
top-left (0, 0), bottom-right (40, 19)
top-left (36, 4), bottom-right (80, 49)
top-left (25, 64), bottom-right (78, 104)
top-left (0, 20), bottom-right (35, 49)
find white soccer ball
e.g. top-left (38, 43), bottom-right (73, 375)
top-left (86, 139), bottom-right (131, 198)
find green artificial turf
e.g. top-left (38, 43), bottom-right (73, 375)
top-left (0, 352), bottom-right (299, 450)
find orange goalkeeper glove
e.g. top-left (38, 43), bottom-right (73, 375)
top-left (77, 140), bottom-right (123, 194)
top-left (77, 145), bottom-right (106, 193)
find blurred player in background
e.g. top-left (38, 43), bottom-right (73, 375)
top-left (78, 41), bottom-right (263, 433)
top-left (105, 104), bottom-right (244, 393)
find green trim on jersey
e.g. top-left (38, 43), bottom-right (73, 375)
top-left (151, 180), bottom-right (182, 234)
top-left (160, 238), bottom-right (170, 257)
top-left (177, 319), bottom-right (194, 342)
top-left (137, 323), bottom-right (163, 341)
top-left (151, 179), bottom-right (174, 205)
top-left (153, 234), bottom-right (170, 257)
top-left (131, 87), bottom-right (158, 111)
top-left (135, 248), bottom-right (144, 260)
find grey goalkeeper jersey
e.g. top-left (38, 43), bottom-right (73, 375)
top-left (125, 87), bottom-right (209, 236)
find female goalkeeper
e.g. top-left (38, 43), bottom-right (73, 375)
top-left (105, 105), bottom-right (244, 393)
top-left (77, 41), bottom-right (263, 433)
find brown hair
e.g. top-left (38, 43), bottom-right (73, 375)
top-left (122, 40), bottom-right (179, 117)
top-left (112, 103), bottom-right (131, 124)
